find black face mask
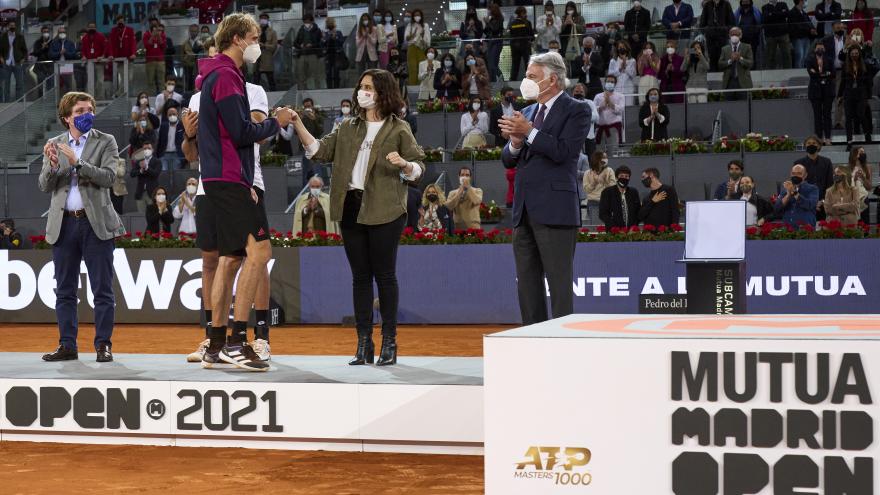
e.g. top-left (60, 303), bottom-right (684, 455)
top-left (584, 46), bottom-right (592, 54)
top-left (836, 30), bottom-right (845, 37)
top-left (641, 177), bottom-right (652, 188)
top-left (573, 93), bottom-right (585, 100)
top-left (504, 95), bottom-right (515, 104)
top-left (806, 144), bottom-right (819, 155)
top-left (427, 194), bottom-right (438, 202)
top-left (859, 154), bottom-right (867, 164)
top-left (617, 177), bottom-right (630, 187)
top-left (791, 176), bottom-right (803, 185)
top-left (833, 175), bottom-right (845, 184)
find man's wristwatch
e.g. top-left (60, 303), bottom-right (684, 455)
top-left (74, 159), bottom-right (84, 172)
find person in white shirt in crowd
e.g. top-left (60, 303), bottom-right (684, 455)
top-left (154, 75), bottom-right (183, 115)
top-left (293, 175), bottom-right (338, 235)
top-left (571, 83), bottom-right (598, 157)
top-left (735, 175), bottom-right (774, 226)
top-left (460, 96), bottom-right (490, 149)
top-left (173, 177), bottom-right (198, 233)
top-left (536, 5), bottom-right (562, 52)
top-left (333, 98), bottom-right (352, 130)
top-left (155, 103), bottom-right (185, 171)
top-left (131, 91), bottom-right (158, 122)
top-left (583, 150), bottom-right (617, 226)
top-left (446, 166), bottom-right (483, 230)
top-left (608, 40), bottom-right (637, 105)
top-left (594, 75), bottom-right (626, 150)
top-left (418, 46), bottom-right (439, 100)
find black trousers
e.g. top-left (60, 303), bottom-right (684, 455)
top-left (707, 38), bottom-right (724, 72)
top-left (844, 95), bottom-right (872, 143)
top-left (510, 45), bottom-right (531, 81)
top-left (253, 71), bottom-right (276, 91)
top-left (512, 209), bottom-right (578, 325)
top-left (810, 97), bottom-right (833, 140)
top-left (111, 193), bottom-right (125, 215)
top-left (340, 190), bottom-right (407, 337)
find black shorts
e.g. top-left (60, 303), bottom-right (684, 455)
top-left (194, 195), bottom-right (218, 252)
top-left (202, 181), bottom-right (270, 257)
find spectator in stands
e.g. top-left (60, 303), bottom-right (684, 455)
top-left (182, 24), bottom-right (202, 92)
top-left (638, 168), bottom-right (680, 227)
top-left (795, 136), bottom-right (834, 208)
top-left (77, 21), bottom-right (104, 100)
top-left (294, 14), bottom-right (324, 90)
top-left (638, 88), bottom-right (670, 141)
top-left (0, 18), bottom-right (28, 102)
top-left (848, 147), bottom-right (871, 223)
top-left (624, 0), bottom-right (652, 58)
top-left (840, 44), bottom-right (874, 146)
top-left (699, 0), bottom-right (735, 72)
top-left (543, 2), bottom-right (562, 29)
top-left (33, 25), bottom-right (53, 85)
top-left (111, 154), bottom-right (127, 215)
top-left (131, 92), bottom-right (157, 122)
top-left (382, 11), bottom-right (399, 70)
top-left (143, 24), bottom-right (166, 95)
top-left (843, 29), bottom-right (879, 138)
top-left (719, 27), bottom-right (754, 101)
top-left (418, 47), bottom-right (439, 100)
top-left (735, 175), bottom-right (774, 226)
top-left (682, 39), bottom-right (710, 103)
top-left (334, 99), bottom-right (352, 130)
top-left (462, 54), bottom-right (491, 100)
top-left (156, 104), bottom-right (185, 171)
top-left (405, 9), bottom-right (431, 85)
top-left (599, 23), bottom-right (622, 72)
top-left (734, 0), bottom-right (761, 64)
top-left (713, 159), bottom-right (744, 200)
top-left (356, 13), bottom-right (380, 73)
top-left (583, 151), bottom-right (616, 225)
top-left (824, 166), bottom-right (862, 225)
top-left (788, 0), bottom-right (814, 68)
top-left (154, 75), bottom-right (183, 115)
top-left (323, 17), bottom-right (344, 89)
top-left (659, 39), bottom-right (685, 103)
top-left (537, 7), bottom-right (561, 53)
top-left (572, 83), bottom-right (598, 157)
top-left (109, 15), bottom-right (136, 97)
top-left (173, 177), bottom-right (198, 234)
top-left (398, 11), bottom-right (411, 58)
top-left (491, 87), bottom-right (522, 145)
top-left (662, 0), bottom-right (695, 53)
top-left (814, 0), bottom-right (842, 39)
top-left (146, 186), bottom-right (174, 233)
top-left (807, 42), bottom-right (835, 145)
top-left (293, 176), bottom-right (337, 235)
top-left (484, 3), bottom-right (505, 82)
top-left (419, 184), bottom-right (451, 232)
top-left (254, 14), bottom-right (278, 91)
top-left (762, 0), bottom-right (791, 69)
top-left (386, 48), bottom-right (408, 97)
top-left (577, 37), bottom-right (604, 99)
top-left (560, 2), bottom-right (585, 59)
top-left (636, 41), bottom-right (661, 103)
top-left (130, 143), bottom-right (160, 213)
top-left (508, 7), bottom-right (534, 81)
top-left (282, 98), bottom-right (325, 190)
top-left (776, 164), bottom-right (818, 227)
top-left (434, 53), bottom-right (462, 100)
top-left (0, 219), bottom-right (22, 249)
top-left (159, 24), bottom-right (175, 79)
top-left (401, 103), bottom-right (417, 135)
top-left (446, 167), bottom-right (483, 230)
top-left (373, 10), bottom-right (390, 70)
top-left (851, 0), bottom-right (874, 46)
top-left (594, 75), bottom-right (625, 149)
top-left (823, 20), bottom-right (848, 129)
top-left (49, 26), bottom-right (77, 92)
top-left (461, 97), bottom-right (490, 149)
top-left (609, 40), bottom-right (637, 105)
top-left (460, 6), bottom-right (484, 46)
top-left (599, 165), bottom-right (641, 230)
top-left (73, 28), bottom-right (87, 90)
top-left (129, 111), bottom-right (157, 152)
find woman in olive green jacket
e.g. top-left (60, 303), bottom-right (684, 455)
top-left (290, 69), bottom-right (425, 367)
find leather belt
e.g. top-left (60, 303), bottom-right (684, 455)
top-left (63, 209), bottom-right (87, 218)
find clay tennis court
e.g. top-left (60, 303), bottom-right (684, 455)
top-left (0, 323), bottom-right (503, 494)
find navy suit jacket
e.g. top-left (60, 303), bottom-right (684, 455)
top-left (501, 92), bottom-right (591, 227)
top-left (661, 3), bottom-right (695, 40)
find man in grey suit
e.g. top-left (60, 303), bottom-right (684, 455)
top-left (38, 91), bottom-right (125, 362)
top-left (718, 26), bottom-right (754, 101)
top-left (499, 52), bottom-right (591, 324)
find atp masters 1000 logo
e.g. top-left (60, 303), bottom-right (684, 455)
top-left (514, 446), bottom-right (592, 487)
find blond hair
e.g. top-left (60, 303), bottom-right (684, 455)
top-left (213, 13), bottom-right (259, 53)
top-left (58, 91), bottom-right (96, 129)
top-left (422, 183), bottom-right (447, 207)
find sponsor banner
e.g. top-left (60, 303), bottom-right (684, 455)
top-left (484, 317), bottom-right (879, 494)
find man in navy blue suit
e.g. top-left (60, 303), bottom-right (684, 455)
top-left (499, 52), bottom-right (591, 325)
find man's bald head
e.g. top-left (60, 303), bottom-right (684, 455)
top-left (791, 164), bottom-right (807, 179)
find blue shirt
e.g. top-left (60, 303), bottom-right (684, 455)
top-left (63, 131), bottom-right (90, 211)
top-left (774, 181), bottom-right (818, 227)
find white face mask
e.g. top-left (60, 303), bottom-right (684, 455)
top-left (644, 48), bottom-right (653, 56)
top-left (42, 32), bottom-right (50, 39)
top-left (605, 82), bottom-right (616, 91)
top-left (362, 20), bottom-right (370, 26)
top-left (341, 106), bottom-right (351, 115)
top-left (633, 0), bottom-right (641, 7)
top-left (567, 9), bottom-right (575, 14)
top-left (166, 84), bottom-right (175, 92)
top-left (186, 185), bottom-right (197, 195)
top-left (169, 115), bottom-right (178, 124)
top-left (666, 47), bottom-right (676, 55)
top-left (310, 187), bottom-right (322, 196)
top-left (853, 35), bottom-right (862, 42)
top-left (472, 102), bottom-right (481, 111)
top-left (520, 76), bottom-right (549, 100)
top-left (549, 48), bottom-right (559, 53)
top-left (139, 120), bottom-right (148, 128)
top-left (143, 149), bottom-right (153, 158)
top-left (459, 176), bottom-right (468, 185)
top-left (601, 158), bottom-right (609, 166)
top-left (730, 35), bottom-right (740, 44)
top-left (240, 41), bottom-right (261, 64)
top-left (156, 194), bottom-right (166, 203)
top-left (413, 15), bottom-right (421, 22)
top-left (139, 97), bottom-right (148, 105)
top-left (426, 52), bottom-right (435, 60)
top-left (59, 32), bottom-right (66, 39)
top-left (357, 90), bottom-right (376, 109)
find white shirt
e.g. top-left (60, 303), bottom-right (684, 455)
top-left (460, 111), bottom-right (489, 137)
top-left (509, 90), bottom-right (564, 156)
top-left (6, 32), bottom-right (15, 66)
top-left (172, 192), bottom-right (198, 233)
top-left (584, 98), bottom-right (598, 140)
top-left (501, 101), bottom-right (515, 118)
top-left (594, 91), bottom-right (625, 126)
top-left (741, 192), bottom-right (758, 226)
top-left (165, 122), bottom-right (178, 152)
top-left (304, 118), bottom-right (422, 189)
top-left (834, 35), bottom-right (844, 69)
top-left (191, 82), bottom-right (269, 195)
top-left (154, 91), bottom-right (184, 114)
top-left (64, 131), bottom-right (89, 211)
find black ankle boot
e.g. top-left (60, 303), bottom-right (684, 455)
top-left (349, 330), bottom-right (375, 365)
top-left (376, 334), bottom-right (397, 366)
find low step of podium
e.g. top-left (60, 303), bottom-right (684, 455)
top-left (0, 354), bottom-right (483, 455)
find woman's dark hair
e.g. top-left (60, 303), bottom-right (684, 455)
top-left (426, 46), bottom-right (438, 58)
top-left (617, 40), bottom-right (632, 54)
top-left (644, 87), bottom-right (662, 101)
top-left (565, 1), bottom-right (578, 15)
top-left (469, 95), bottom-right (482, 111)
top-left (845, 44), bottom-right (865, 75)
top-left (590, 150), bottom-right (608, 172)
top-left (488, 3), bottom-right (502, 18)
top-left (441, 53), bottom-right (456, 65)
top-left (644, 41), bottom-right (656, 53)
top-left (152, 186), bottom-right (167, 201)
top-left (359, 13), bottom-right (374, 34)
top-left (352, 69), bottom-right (405, 120)
top-left (137, 92), bottom-right (149, 102)
top-left (412, 9), bottom-right (424, 24)
top-left (384, 11), bottom-right (394, 22)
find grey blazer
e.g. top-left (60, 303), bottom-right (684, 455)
top-left (38, 129), bottom-right (126, 244)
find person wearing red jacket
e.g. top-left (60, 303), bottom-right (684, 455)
top-left (80, 21), bottom-right (107, 99)
top-left (143, 24), bottom-right (167, 94)
top-left (109, 14), bottom-right (136, 97)
top-left (850, 0), bottom-right (874, 47)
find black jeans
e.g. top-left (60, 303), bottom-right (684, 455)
top-left (844, 95), bottom-right (872, 143)
top-left (810, 97), bottom-right (833, 140)
top-left (340, 190), bottom-right (407, 337)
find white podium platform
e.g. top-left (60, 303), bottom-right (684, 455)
top-left (484, 314), bottom-right (880, 494)
top-left (0, 353), bottom-right (483, 454)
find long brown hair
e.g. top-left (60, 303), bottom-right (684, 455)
top-left (590, 151), bottom-right (608, 173)
top-left (358, 13), bottom-right (374, 36)
top-left (352, 69), bottom-right (405, 120)
top-left (833, 166), bottom-right (853, 192)
top-left (845, 44), bottom-right (865, 75)
top-left (848, 147), bottom-right (873, 189)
